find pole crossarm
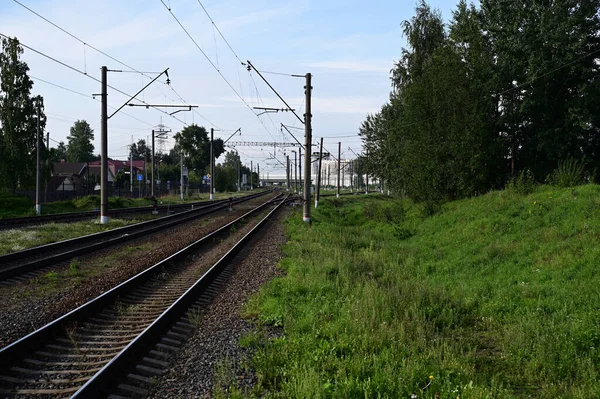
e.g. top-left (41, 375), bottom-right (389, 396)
top-left (226, 141), bottom-right (299, 148)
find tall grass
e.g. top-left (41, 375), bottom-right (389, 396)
top-left (244, 186), bottom-right (600, 398)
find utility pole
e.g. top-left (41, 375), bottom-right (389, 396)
top-left (298, 147), bottom-right (302, 193)
top-left (151, 130), bottom-right (155, 197)
top-left (35, 104), bottom-right (41, 215)
top-left (45, 131), bottom-right (49, 204)
top-left (337, 142), bottom-right (341, 198)
top-left (180, 150), bottom-right (184, 200)
top-left (129, 135), bottom-right (133, 196)
top-left (293, 150), bottom-right (298, 193)
top-left (250, 160), bottom-right (253, 190)
top-left (365, 148), bottom-right (369, 194)
top-left (100, 66), bottom-right (108, 224)
top-left (210, 128), bottom-right (214, 200)
top-left (257, 163), bottom-right (260, 188)
top-left (303, 73), bottom-right (312, 223)
top-left (286, 155), bottom-right (290, 191)
top-left (315, 137), bottom-right (323, 208)
top-left (237, 155), bottom-right (240, 191)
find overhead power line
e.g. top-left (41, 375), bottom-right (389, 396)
top-left (159, 1), bottom-right (279, 141)
top-left (0, 32), bottom-right (189, 127)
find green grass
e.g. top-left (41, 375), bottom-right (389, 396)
top-left (243, 185), bottom-right (600, 398)
top-left (0, 219), bottom-right (140, 255)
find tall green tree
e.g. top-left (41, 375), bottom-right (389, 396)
top-left (174, 124), bottom-right (224, 174)
top-left (66, 120), bottom-right (95, 162)
top-left (49, 141), bottom-right (67, 163)
top-left (130, 139), bottom-right (151, 161)
top-left (0, 37), bottom-right (46, 191)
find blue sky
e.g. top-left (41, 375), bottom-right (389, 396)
top-left (1, 0), bottom-right (458, 176)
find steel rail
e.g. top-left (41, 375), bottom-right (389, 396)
top-left (0, 194), bottom-right (285, 395)
top-left (0, 191), bottom-right (272, 280)
top-left (0, 192), bottom-right (266, 229)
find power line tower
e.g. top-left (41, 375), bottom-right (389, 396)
top-left (152, 122), bottom-right (171, 197)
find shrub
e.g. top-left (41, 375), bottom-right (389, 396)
top-left (507, 169), bottom-right (536, 195)
top-left (548, 158), bottom-right (586, 188)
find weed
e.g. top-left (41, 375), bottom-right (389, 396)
top-left (45, 271), bottom-right (58, 283)
top-left (507, 168), bottom-right (536, 195)
top-left (69, 258), bottom-right (81, 276)
top-left (187, 307), bottom-right (203, 328)
top-left (548, 158), bottom-right (586, 188)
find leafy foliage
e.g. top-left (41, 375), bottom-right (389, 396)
top-left (548, 158), bottom-right (586, 188)
top-left (0, 37), bottom-right (47, 191)
top-left (66, 120), bottom-right (95, 163)
top-left (361, 0), bottom-right (600, 203)
top-left (174, 124), bottom-right (224, 175)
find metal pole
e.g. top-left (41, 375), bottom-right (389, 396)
top-left (298, 147), bottom-right (302, 193)
top-left (286, 156), bottom-right (290, 191)
top-left (365, 148), bottom-right (369, 194)
top-left (100, 66), bottom-right (109, 224)
top-left (151, 130), bottom-right (155, 198)
top-left (257, 163), bottom-right (260, 188)
top-left (129, 135), bottom-right (133, 196)
top-left (303, 73), bottom-right (312, 223)
top-left (35, 103), bottom-right (41, 215)
top-left (337, 142), bottom-right (341, 198)
top-left (237, 154), bottom-right (240, 191)
top-left (294, 151), bottom-right (298, 192)
top-left (250, 160), bottom-right (253, 190)
top-left (315, 137), bottom-right (323, 208)
top-left (45, 131), bottom-right (49, 204)
top-left (180, 150), bottom-right (184, 200)
top-left (210, 128), bottom-right (214, 200)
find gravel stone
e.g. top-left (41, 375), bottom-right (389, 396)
top-left (148, 206), bottom-right (290, 398)
top-left (0, 194), bottom-right (279, 348)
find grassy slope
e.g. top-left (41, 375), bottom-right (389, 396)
top-left (243, 185), bottom-right (600, 398)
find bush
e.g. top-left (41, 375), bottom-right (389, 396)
top-left (548, 158), bottom-right (586, 188)
top-left (507, 169), bottom-right (536, 195)
top-left (0, 192), bottom-right (34, 218)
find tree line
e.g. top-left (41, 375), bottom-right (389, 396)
top-left (0, 36), bottom-right (250, 195)
top-left (360, 0), bottom-right (600, 203)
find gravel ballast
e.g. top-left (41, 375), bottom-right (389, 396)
top-left (0, 193), bottom-right (279, 348)
top-left (149, 206), bottom-right (290, 398)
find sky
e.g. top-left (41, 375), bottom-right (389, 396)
top-left (0, 0), bottom-right (458, 177)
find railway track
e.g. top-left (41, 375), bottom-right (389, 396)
top-left (0, 193), bottom-right (288, 398)
top-left (0, 193), bottom-right (263, 230)
top-left (0, 190), bottom-right (272, 281)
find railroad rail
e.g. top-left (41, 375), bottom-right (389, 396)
top-left (0, 193), bottom-right (288, 397)
top-left (0, 193), bottom-right (265, 230)
top-left (0, 190), bottom-right (272, 281)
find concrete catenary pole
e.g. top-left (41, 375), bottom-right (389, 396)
top-left (286, 155), bottom-right (290, 190)
top-left (337, 142), bottom-right (341, 198)
top-left (365, 148), bottom-right (369, 194)
top-left (180, 150), bottom-right (184, 200)
top-left (210, 128), bottom-right (214, 200)
top-left (303, 73), bottom-right (312, 223)
top-left (129, 136), bottom-right (133, 195)
top-left (298, 147), bottom-right (302, 194)
top-left (35, 104), bottom-right (41, 215)
top-left (257, 163), bottom-right (260, 188)
top-left (250, 160), bottom-right (253, 190)
top-left (100, 66), bottom-right (109, 224)
top-left (315, 137), bottom-right (323, 208)
top-left (151, 130), bottom-right (155, 197)
top-left (293, 150), bottom-right (298, 193)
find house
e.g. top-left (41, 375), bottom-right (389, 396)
top-left (47, 174), bottom-right (87, 192)
top-left (87, 159), bottom-right (144, 180)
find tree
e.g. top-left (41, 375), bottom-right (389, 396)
top-left (0, 36), bottom-right (47, 192)
top-left (49, 141), bottom-right (67, 163)
top-left (130, 139), bottom-right (151, 161)
top-left (174, 124), bottom-right (224, 174)
top-left (66, 120), bottom-right (95, 162)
